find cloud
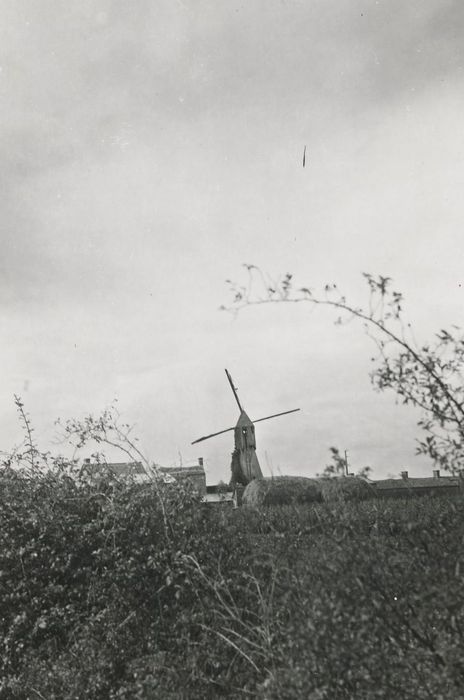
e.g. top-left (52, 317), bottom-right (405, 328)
top-left (2, 0), bottom-right (464, 475)
top-left (2, 1), bottom-right (463, 192)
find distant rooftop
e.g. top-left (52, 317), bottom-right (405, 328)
top-left (103, 461), bottom-right (146, 476)
top-left (159, 465), bottom-right (205, 475)
top-left (82, 458), bottom-right (206, 494)
top-left (82, 459), bottom-right (153, 483)
top-left (375, 475), bottom-right (461, 490)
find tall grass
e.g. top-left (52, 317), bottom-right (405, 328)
top-left (1, 465), bottom-right (463, 699)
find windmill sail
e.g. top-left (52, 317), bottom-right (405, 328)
top-left (253, 408), bottom-right (300, 424)
top-left (191, 409), bottom-right (300, 444)
top-left (191, 426), bottom-right (235, 445)
top-left (225, 369), bottom-right (243, 411)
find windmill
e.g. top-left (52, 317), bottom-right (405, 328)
top-left (192, 369), bottom-right (300, 486)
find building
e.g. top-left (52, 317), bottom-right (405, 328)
top-left (82, 458), bottom-right (153, 484)
top-left (374, 469), bottom-right (461, 498)
top-left (158, 462), bottom-right (206, 496)
top-left (203, 483), bottom-right (235, 506)
top-left (82, 457), bottom-right (206, 495)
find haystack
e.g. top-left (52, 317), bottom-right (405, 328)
top-left (242, 476), bottom-right (323, 506)
top-left (314, 476), bottom-right (375, 502)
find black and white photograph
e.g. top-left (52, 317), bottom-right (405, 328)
top-left (2, 1), bottom-right (464, 697)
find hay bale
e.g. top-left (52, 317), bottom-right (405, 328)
top-left (314, 476), bottom-right (375, 502)
top-left (242, 476), bottom-right (323, 507)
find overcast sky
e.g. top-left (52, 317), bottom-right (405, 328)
top-left (2, 0), bottom-right (464, 482)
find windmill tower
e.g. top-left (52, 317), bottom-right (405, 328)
top-left (192, 369), bottom-right (300, 486)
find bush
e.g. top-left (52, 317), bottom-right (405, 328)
top-left (1, 461), bottom-right (464, 699)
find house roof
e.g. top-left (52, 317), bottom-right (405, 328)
top-left (82, 460), bottom-right (206, 491)
top-left (375, 476), bottom-right (461, 490)
top-left (206, 484), bottom-right (232, 494)
top-left (86, 461), bottom-right (153, 482)
top-left (159, 466), bottom-right (205, 477)
top-left (202, 492), bottom-right (234, 503)
top-left (104, 462), bottom-right (146, 476)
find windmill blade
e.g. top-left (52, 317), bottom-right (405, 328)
top-left (252, 408), bottom-right (300, 424)
top-left (191, 408), bottom-right (300, 445)
top-left (191, 425), bottom-right (235, 445)
top-left (225, 368), bottom-right (243, 412)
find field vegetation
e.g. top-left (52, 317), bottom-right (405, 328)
top-left (1, 462), bottom-right (463, 699)
top-left (2, 397), bottom-right (463, 698)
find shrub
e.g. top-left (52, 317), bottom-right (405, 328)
top-left (2, 459), bottom-right (464, 698)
